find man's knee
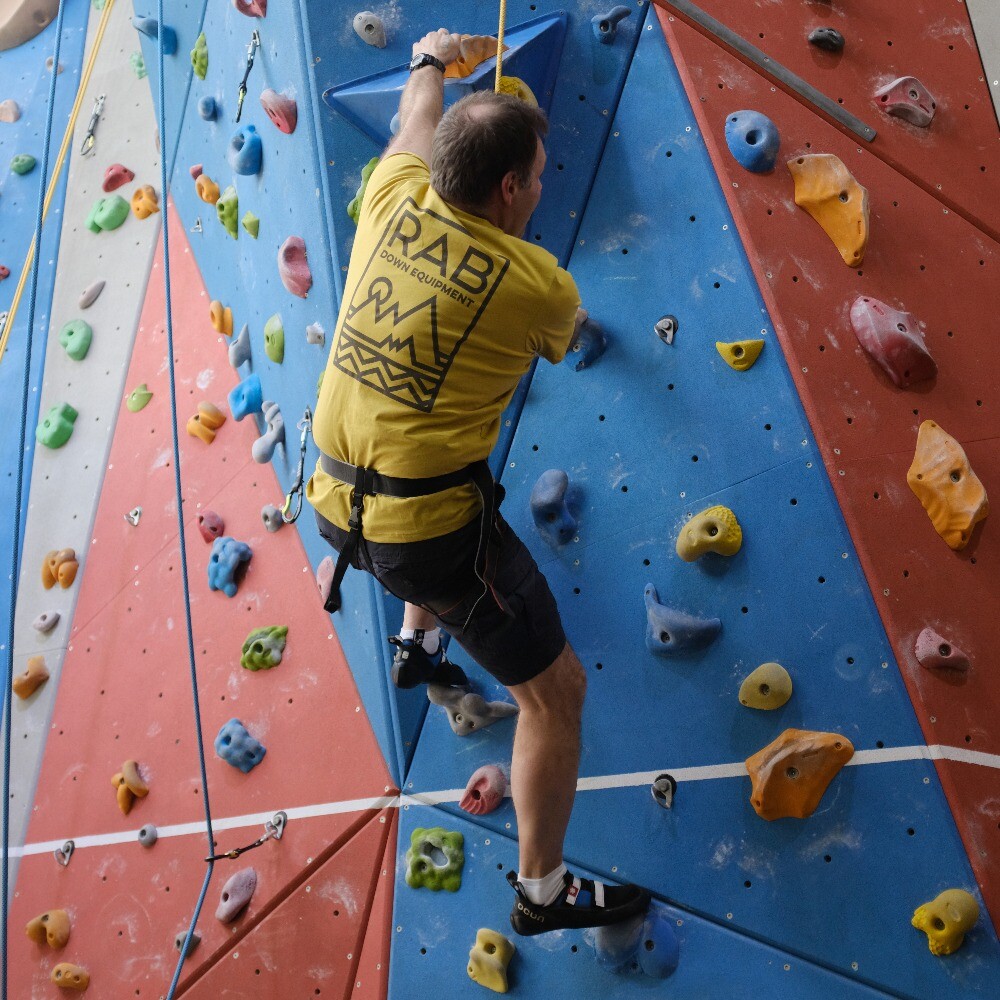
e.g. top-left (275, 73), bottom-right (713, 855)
top-left (510, 642), bottom-right (586, 716)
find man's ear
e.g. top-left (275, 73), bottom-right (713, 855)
top-left (499, 170), bottom-right (519, 206)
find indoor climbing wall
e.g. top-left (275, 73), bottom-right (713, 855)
top-left (4, 1), bottom-right (1000, 999)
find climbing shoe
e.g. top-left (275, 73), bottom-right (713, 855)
top-left (506, 869), bottom-right (650, 937)
top-left (388, 631), bottom-right (468, 690)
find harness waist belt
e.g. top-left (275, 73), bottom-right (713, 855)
top-left (320, 452), bottom-right (479, 498)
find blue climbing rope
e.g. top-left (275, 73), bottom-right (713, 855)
top-left (153, 2), bottom-right (219, 995)
top-left (1, 3), bottom-right (69, 997)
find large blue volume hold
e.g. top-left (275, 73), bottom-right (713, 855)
top-left (214, 719), bottom-right (266, 773)
top-left (724, 110), bottom-right (781, 173)
top-left (228, 373), bottom-right (262, 420)
top-left (227, 123), bottom-right (262, 175)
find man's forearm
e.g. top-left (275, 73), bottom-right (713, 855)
top-left (396, 65), bottom-right (445, 136)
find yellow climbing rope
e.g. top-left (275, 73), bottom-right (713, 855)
top-left (0, 0), bottom-right (118, 366)
top-left (494, 0), bottom-right (506, 93)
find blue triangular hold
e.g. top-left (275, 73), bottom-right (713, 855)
top-left (324, 13), bottom-right (568, 147)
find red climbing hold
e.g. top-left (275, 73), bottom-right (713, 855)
top-left (260, 89), bottom-right (297, 134)
top-left (233, 0), bottom-right (266, 16)
top-left (874, 76), bottom-right (937, 128)
top-left (277, 236), bottom-right (312, 298)
top-left (849, 296), bottom-right (937, 389)
top-left (197, 510), bottom-right (225, 542)
top-left (0, 265), bottom-right (9, 281)
top-left (915, 627), bottom-right (970, 672)
top-left (102, 163), bottom-right (135, 193)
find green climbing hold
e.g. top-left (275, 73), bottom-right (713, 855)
top-left (86, 195), bottom-right (130, 233)
top-left (405, 827), bottom-right (464, 892)
top-left (316, 369), bottom-right (324, 394)
top-left (217, 185), bottom-right (239, 239)
top-left (36, 403), bottom-right (78, 448)
top-left (59, 320), bottom-right (93, 361)
top-left (347, 156), bottom-right (380, 225)
top-left (92, 0), bottom-right (106, 8)
top-left (10, 154), bottom-right (36, 176)
top-left (241, 211), bottom-right (259, 239)
top-left (241, 626), bottom-right (289, 671)
top-left (130, 51), bottom-right (147, 79)
top-left (126, 384), bottom-right (153, 412)
top-left (191, 32), bottom-right (208, 80)
top-left (264, 314), bottom-right (284, 364)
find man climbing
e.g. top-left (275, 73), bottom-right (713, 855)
top-left (307, 27), bottom-right (649, 936)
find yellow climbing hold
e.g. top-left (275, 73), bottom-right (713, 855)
top-left (497, 75), bottom-right (537, 107)
top-left (676, 505), bottom-right (743, 561)
top-left (787, 153), bottom-right (869, 266)
top-left (445, 35), bottom-right (505, 78)
top-left (739, 662), bottom-right (792, 710)
top-left (716, 339), bottom-right (764, 371)
top-left (912, 889), bottom-right (979, 956)
top-left (468, 928), bottom-right (515, 993)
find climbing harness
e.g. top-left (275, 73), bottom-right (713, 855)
top-left (204, 811), bottom-right (287, 862)
top-left (78, 93), bottom-right (105, 155)
top-left (494, 0), bottom-right (507, 92)
top-left (280, 407), bottom-right (312, 523)
top-left (234, 29), bottom-right (261, 123)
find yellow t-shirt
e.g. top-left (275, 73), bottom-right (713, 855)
top-left (307, 152), bottom-right (580, 543)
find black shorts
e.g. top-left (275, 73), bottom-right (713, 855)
top-left (314, 509), bottom-right (566, 687)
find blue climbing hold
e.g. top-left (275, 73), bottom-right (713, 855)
top-left (227, 123), bottom-right (262, 176)
top-left (564, 317), bottom-right (607, 371)
top-left (637, 906), bottom-right (680, 978)
top-left (131, 16), bottom-right (177, 55)
top-left (592, 6), bottom-right (631, 45)
top-left (208, 536), bottom-right (253, 597)
top-left (214, 719), bottom-right (266, 773)
top-left (644, 583), bottom-right (721, 656)
top-left (198, 95), bottom-right (217, 121)
top-left (228, 373), bottom-right (262, 421)
top-left (389, 112), bottom-right (400, 136)
top-left (594, 913), bottom-right (644, 971)
top-left (724, 110), bottom-right (780, 173)
top-left (530, 469), bottom-right (578, 547)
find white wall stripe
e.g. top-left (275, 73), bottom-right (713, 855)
top-left (13, 745), bottom-right (998, 858)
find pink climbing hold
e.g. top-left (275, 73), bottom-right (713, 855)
top-left (215, 867), bottom-right (257, 923)
top-left (874, 76), bottom-right (937, 128)
top-left (0, 99), bottom-right (20, 123)
top-left (189, 163), bottom-right (203, 180)
top-left (0, 265), bottom-right (9, 281)
top-left (232, 0), bottom-right (266, 17)
top-left (316, 556), bottom-right (335, 605)
top-left (103, 163), bottom-right (134, 193)
top-left (915, 627), bottom-right (970, 672)
top-left (849, 296), bottom-right (936, 389)
top-left (459, 765), bottom-right (508, 816)
top-left (197, 510), bottom-right (225, 543)
top-left (278, 236), bottom-right (312, 298)
top-left (260, 89), bottom-right (297, 134)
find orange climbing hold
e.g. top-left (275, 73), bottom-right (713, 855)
top-left (787, 153), bottom-right (869, 266)
top-left (25, 908), bottom-right (71, 949)
top-left (196, 173), bottom-right (220, 204)
top-left (130, 184), bottom-right (159, 220)
top-left (745, 727), bottom-right (854, 820)
top-left (12, 655), bottom-right (49, 699)
top-left (444, 35), bottom-right (505, 78)
top-left (50, 963), bottom-right (89, 991)
top-left (186, 402), bottom-right (227, 444)
top-left (41, 548), bottom-right (78, 589)
top-left (209, 300), bottom-right (233, 335)
top-left (907, 420), bottom-right (989, 550)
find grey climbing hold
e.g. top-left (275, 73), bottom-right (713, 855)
top-left (78, 280), bottom-right (105, 309)
top-left (592, 6), bottom-right (631, 45)
top-left (353, 11), bottom-right (386, 47)
top-left (643, 583), bottom-right (721, 656)
top-left (228, 323), bottom-right (251, 368)
top-left (530, 469), bottom-right (578, 547)
top-left (124, 506), bottom-right (142, 526)
top-left (808, 27), bottom-right (844, 53)
top-left (33, 611), bottom-right (60, 634)
top-left (427, 684), bottom-right (518, 737)
top-left (651, 772), bottom-right (677, 809)
top-left (654, 315), bottom-right (678, 345)
top-left (565, 317), bottom-right (607, 370)
top-left (54, 841), bottom-right (74, 867)
top-left (261, 504), bottom-right (284, 532)
top-left (252, 401), bottom-right (284, 464)
top-left (306, 321), bottom-right (325, 347)
top-left (138, 823), bottom-right (158, 847)
top-left (216, 867), bottom-right (257, 922)
top-left (174, 930), bottom-right (201, 958)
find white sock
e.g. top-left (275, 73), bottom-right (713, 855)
top-left (399, 627), bottom-right (441, 655)
top-left (518, 863), bottom-right (568, 906)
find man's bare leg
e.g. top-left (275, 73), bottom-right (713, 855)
top-left (507, 643), bottom-right (586, 878)
top-left (402, 602), bottom-right (437, 632)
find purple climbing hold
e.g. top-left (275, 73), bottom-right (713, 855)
top-left (915, 627), bottom-right (970, 672)
top-left (874, 76), bottom-right (937, 128)
top-left (849, 296), bottom-right (936, 389)
top-left (592, 6), bottom-right (631, 45)
top-left (644, 583), bottom-right (721, 656)
top-left (215, 867), bottom-right (258, 921)
top-left (208, 537), bottom-right (253, 597)
top-left (808, 27), bottom-right (844, 53)
top-left (530, 469), bottom-right (578, 547)
top-left (214, 720), bottom-right (266, 773)
top-left (228, 373), bottom-right (263, 421)
top-left (564, 316), bottom-right (607, 370)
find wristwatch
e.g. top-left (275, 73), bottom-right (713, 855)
top-left (409, 52), bottom-right (446, 74)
